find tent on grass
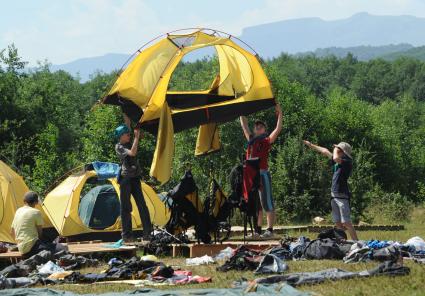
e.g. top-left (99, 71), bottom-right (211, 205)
top-left (0, 160), bottom-right (54, 243)
top-left (42, 167), bottom-right (170, 241)
top-left (103, 29), bottom-right (275, 184)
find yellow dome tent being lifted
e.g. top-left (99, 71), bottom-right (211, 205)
top-left (103, 29), bottom-right (275, 184)
top-left (42, 167), bottom-right (170, 240)
top-left (0, 160), bottom-right (53, 243)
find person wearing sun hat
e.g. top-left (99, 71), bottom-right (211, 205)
top-left (115, 115), bottom-right (152, 243)
top-left (303, 140), bottom-right (358, 240)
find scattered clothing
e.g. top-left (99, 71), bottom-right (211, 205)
top-left (214, 247), bottom-right (234, 261)
top-left (0, 250), bottom-right (52, 278)
top-left (186, 255), bottom-right (215, 266)
top-left (405, 236), bottom-right (425, 252)
top-left (254, 254), bottom-right (288, 274)
top-left (57, 254), bottom-right (99, 270)
top-left (255, 260), bottom-right (409, 286)
top-left (37, 261), bottom-right (64, 275)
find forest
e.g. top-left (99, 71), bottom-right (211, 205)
top-left (1, 44), bottom-right (424, 224)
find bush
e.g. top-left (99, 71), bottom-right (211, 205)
top-left (363, 186), bottom-right (413, 223)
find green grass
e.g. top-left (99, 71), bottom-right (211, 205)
top-left (51, 208), bottom-right (425, 295)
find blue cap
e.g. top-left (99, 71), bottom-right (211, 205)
top-left (114, 124), bottom-right (130, 139)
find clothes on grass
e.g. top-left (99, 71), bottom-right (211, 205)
top-left (119, 176), bottom-right (152, 239)
top-left (405, 236), bottom-right (425, 252)
top-left (254, 254), bottom-right (288, 274)
top-left (57, 254), bottom-right (99, 270)
top-left (0, 250), bottom-right (52, 278)
top-left (255, 260), bottom-right (409, 286)
top-left (115, 142), bottom-right (142, 178)
top-left (303, 238), bottom-right (353, 260)
top-left (317, 228), bottom-right (347, 241)
top-left (330, 198), bottom-right (351, 223)
top-left (11, 206), bottom-right (44, 254)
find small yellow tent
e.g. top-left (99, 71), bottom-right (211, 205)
top-left (103, 29), bottom-right (275, 184)
top-left (0, 160), bottom-right (53, 243)
top-left (42, 168), bottom-right (170, 240)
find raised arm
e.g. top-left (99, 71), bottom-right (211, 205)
top-left (123, 113), bottom-right (131, 130)
top-left (303, 140), bottom-right (332, 159)
top-left (127, 128), bottom-right (141, 157)
top-left (269, 103), bottom-right (283, 144)
top-left (240, 116), bottom-right (251, 141)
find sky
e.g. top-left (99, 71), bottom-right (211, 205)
top-left (2, 0), bottom-right (425, 65)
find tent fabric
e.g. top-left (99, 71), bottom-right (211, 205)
top-left (149, 103), bottom-right (174, 184)
top-left (0, 161), bottom-right (53, 243)
top-left (42, 169), bottom-right (170, 238)
top-left (195, 123), bottom-right (221, 156)
top-left (0, 285), bottom-right (310, 296)
top-left (78, 185), bottom-right (120, 229)
top-left (103, 30), bottom-right (275, 184)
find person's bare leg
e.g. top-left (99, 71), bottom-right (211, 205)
top-left (257, 209), bottom-right (263, 230)
top-left (335, 222), bottom-right (344, 230)
top-left (343, 222), bottom-right (358, 241)
top-left (266, 210), bottom-right (275, 229)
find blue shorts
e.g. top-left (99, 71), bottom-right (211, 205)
top-left (259, 170), bottom-right (274, 212)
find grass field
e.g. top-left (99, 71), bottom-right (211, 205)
top-left (53, 208), bottom-right (425, 295)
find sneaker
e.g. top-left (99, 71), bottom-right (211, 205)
top-left (246, 232), bottom-right (261, 240)
top-left (260, 230), bottom-right (274, 239)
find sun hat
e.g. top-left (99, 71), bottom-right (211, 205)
top-left (334, 142), bottom-right (352, 159)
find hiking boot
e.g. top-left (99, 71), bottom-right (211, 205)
top-left (260, 230), bottom-right (275, 239)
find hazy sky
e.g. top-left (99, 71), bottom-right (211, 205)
top-left (2, 0), bottom-right (425, 65)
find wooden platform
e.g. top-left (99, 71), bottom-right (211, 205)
top-left (171, 240), bottom-right (281, 258)
top-left (228, 224), bottom-right (404, 236)
top-left (0, 242), bottom-right (137, 264)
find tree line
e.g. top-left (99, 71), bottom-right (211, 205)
top-left (1, 45), bottom-right (424, 223)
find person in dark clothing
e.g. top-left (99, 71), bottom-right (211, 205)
top-left (115, 116), bottom-right (152, 243)
top-left (303, 141), bottom-right (358, 240)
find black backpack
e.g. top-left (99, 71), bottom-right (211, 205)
top-left (303, 238), bottom-right (345, 260)
top-left (317, 228), bottom-right (347, 241)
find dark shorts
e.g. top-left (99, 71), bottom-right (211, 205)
top-left (259, 170), bottom-right (274, 212)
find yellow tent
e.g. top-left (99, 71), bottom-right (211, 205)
top-left (42, 168), bottom-right (170, 240)
top-left (103, 29), bottom-right (275, 184)
top-left (0, 160), bottom-right (53, 243)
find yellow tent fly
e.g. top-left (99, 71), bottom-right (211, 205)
top-left (0, 160), bottom-right (54, 243)
top-left (103, 29), bottom-right (275, 184)
top-left (42, 168), bottom-right (170, 240)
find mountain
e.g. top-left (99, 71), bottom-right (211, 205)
top-left (240, 12), bottom-right (425, 58)
top-left (50, 12), bottom-right (425, 81)
top-left (381, 45), bottom-right (425, 61)
top-left (50, 53), bottom-right (131, 81)
top-left (299, 44), bottom-right (414, 61)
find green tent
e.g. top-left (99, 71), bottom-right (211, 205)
top-left (78, 185), bottom-right (121, 230)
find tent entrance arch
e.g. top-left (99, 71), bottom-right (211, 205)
top-left (78, 183), bottom-right (121, 230)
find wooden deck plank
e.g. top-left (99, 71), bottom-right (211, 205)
top-left (0, 243), bottom-right (137, 262)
